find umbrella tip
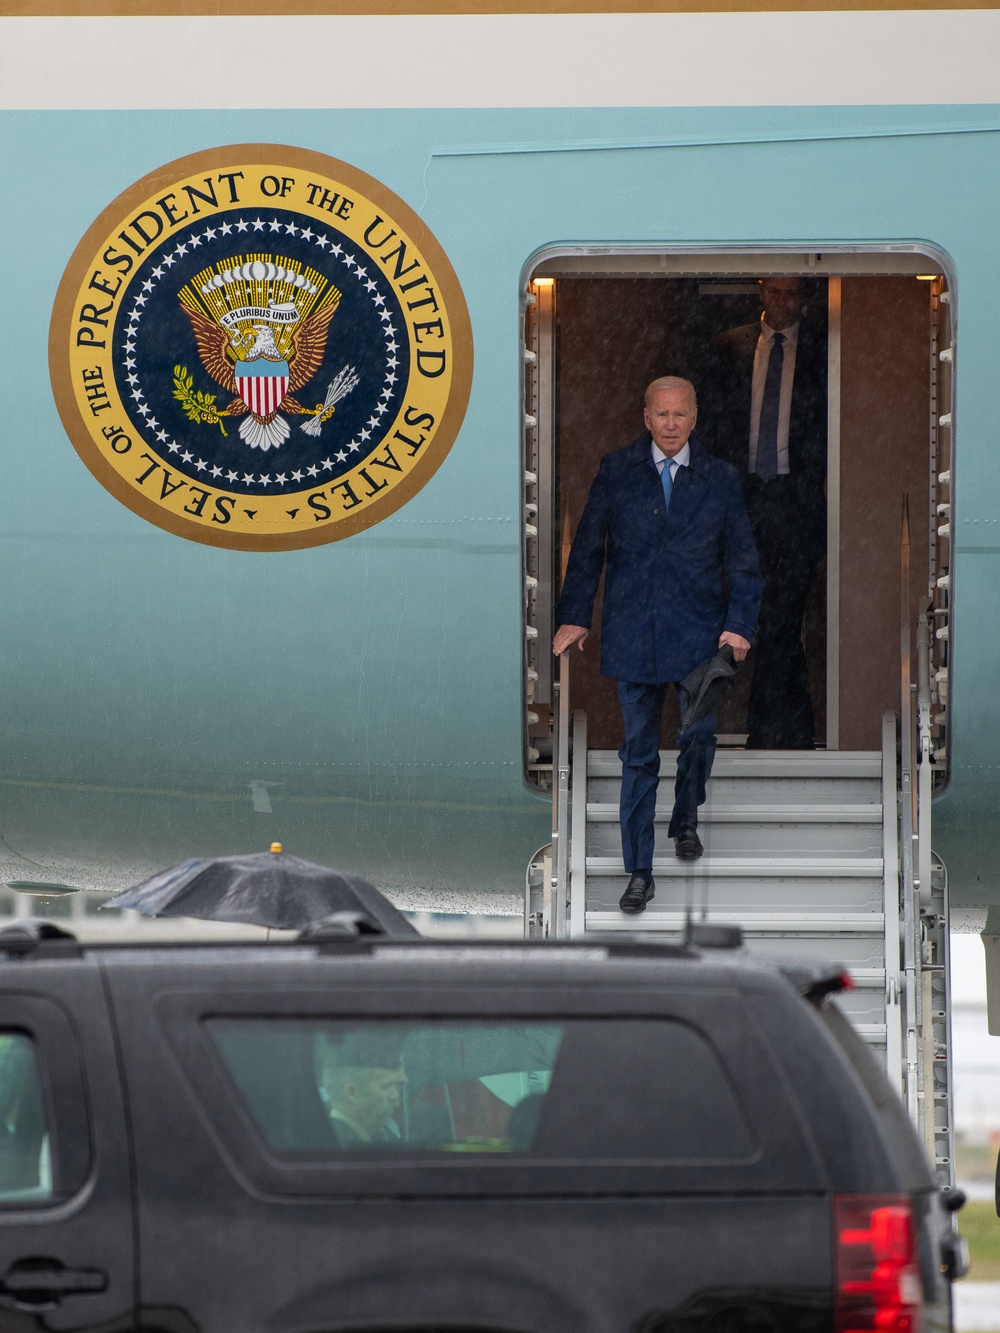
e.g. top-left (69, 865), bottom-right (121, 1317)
top-left (269, 841), bottom-right (283, 854)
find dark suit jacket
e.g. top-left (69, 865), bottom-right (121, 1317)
top-left (329, 1114), bottom-right (395, 1150)
top-left (706, 318), bottom-right (827, 545)
top-left (556, 436), bottom-right (763, 684)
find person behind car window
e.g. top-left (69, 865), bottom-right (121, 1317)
top-left (316, 1030), bottom-right (407, 1148)
top-left (0, 1035), bottom-right (50, 1196)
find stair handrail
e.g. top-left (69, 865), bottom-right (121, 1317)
top-left (916, 610), bottom-right (934, 912)
top-left (915, 606), bottom-right (939, 1165)
top-left (898, 497), bottom-right (948, 1165)
top-left (549, 648), bottom-right (571, 938)
top-left (899, 496), bottom-right (922, 1131)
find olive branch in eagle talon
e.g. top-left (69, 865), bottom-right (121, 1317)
top-left (172, 366), bottom-right (230, 436)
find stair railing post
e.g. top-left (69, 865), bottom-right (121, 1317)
top-left (569, 709), bottom-right (588, 938)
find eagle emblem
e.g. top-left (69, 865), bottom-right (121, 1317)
top-left (176, 256), bottom-right (358, 451)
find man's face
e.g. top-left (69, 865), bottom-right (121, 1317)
top-left (758, 278), bottom-right (805, 331)
top-left (644, 387), bottom-right (697, 458)
top-left (351, 1064), bottom-right (406, 1137)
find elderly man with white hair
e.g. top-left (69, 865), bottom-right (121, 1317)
top-left (554, 377), bottom-right (763, 914)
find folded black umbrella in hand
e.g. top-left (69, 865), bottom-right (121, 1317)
top-left (678, 644), bottom-right (741, 732)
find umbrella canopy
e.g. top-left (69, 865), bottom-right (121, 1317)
top-left (103, 850), bottom-right (417, 936)
top-left (678, 644), bottom-right (740, 732)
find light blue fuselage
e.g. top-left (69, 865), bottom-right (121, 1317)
top-left (3, 106), bottom-right (999, 909)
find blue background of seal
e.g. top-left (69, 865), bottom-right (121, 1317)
top-left (121, 212), bottom-right (410, 493)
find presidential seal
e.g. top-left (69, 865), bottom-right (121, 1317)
top-left (50, 145), bottom-right (472, 550)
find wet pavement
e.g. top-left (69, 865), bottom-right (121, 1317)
top-left (954, 1281), bottom-right (1000, 1331)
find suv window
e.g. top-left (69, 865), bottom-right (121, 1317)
top-left (207, 1017), bottom-right (756, 1160)
top-left (816, 1003), bottom-right (933, 1190)
top-left (0, 1032), bottom-right (53, 1203)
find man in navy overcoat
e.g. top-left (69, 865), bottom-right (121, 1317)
top-left (554, 377), bottom-right (763, 914)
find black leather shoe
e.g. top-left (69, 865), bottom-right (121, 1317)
top-left (619, 872), bottom-right (654, 914)
top-left (674, 829), bottom-right (704, 861)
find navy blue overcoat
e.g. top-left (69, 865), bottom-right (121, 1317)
top-left (556, 436), bottom-right (763, 684)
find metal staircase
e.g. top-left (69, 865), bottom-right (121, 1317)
top-left (533, 708), bottom-right (896, 1057)
top-left (581, 741), bottom-right (890, 1049)
top-left (527, 585), bottom-right (954, 1185)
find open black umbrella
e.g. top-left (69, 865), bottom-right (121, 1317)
top-left (678, 644), bottom-right (740, 732)
top-left (102, 846), bottom-right (417, 936)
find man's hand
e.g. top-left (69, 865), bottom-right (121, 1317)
top-left (553, 624), bottom-right (589, 655)
top-left (719, 631), bottom-right (751, 663)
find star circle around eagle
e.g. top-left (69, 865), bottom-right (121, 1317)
top-left (115, 211), bottom-right (408, 495)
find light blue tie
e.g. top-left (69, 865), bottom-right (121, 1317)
top-left (660, 460), bottom-right (673, 511)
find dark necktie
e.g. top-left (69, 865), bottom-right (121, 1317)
top-left (756, 331), bottom-right (784, 483)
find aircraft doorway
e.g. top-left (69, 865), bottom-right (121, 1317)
top-left (523, 251), bottom-right (952, 787)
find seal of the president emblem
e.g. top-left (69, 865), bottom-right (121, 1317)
top-left (50, 145), bottom-right (472, 550)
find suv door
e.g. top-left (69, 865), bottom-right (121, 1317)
top-left (0, 961), bottom-right (135, 1331)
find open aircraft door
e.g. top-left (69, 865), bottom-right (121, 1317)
top-left (521, 250), bottom-right (956, 1183)
top-left (522, 249), bottom-right (952, 776)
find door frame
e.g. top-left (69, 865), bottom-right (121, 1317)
top-left (827, 276), bottom-right (842, 749)
top-left (520, 242), bottom-right (954, 780)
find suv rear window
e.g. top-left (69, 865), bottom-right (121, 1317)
top-left (0, 1032), bottom-right (52, 1203)
top-left (207, 1017), bottom-right (756, 1161)
top-left (816, 1003), bottom-right (932, 1190)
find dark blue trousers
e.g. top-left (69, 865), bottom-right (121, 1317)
top-left (616, 680), bottom-right (717, 872)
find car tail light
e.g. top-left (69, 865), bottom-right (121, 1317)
top-left (834, 1196), bottom-right (922, 1333)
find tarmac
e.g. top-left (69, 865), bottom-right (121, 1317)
top-left (954, 1281), bottom-right (1000, 1332)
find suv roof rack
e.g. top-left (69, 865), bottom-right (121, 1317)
top-left (298, 911), bottom-right (387, 942)
top-left (0, 920), bottom-right (81, 959)
top-left (684, 921), bottom-right (744, 950)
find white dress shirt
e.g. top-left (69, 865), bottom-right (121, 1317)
top-left (651, 439), bottom-right (691, 482)
top-left (748, 319), bottom-right (799, 476)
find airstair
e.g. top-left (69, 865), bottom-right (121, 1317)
top-left (528, 603), bottom-right (954, 1188)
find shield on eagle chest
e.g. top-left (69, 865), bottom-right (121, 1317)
top-left (235, 358), bottom-right (290, 418)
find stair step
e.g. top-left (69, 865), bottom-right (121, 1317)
top-left (585, 910), bottom-right (886, 934)
top-left (587, 882), bottom-right (883, 915)
top-left (852, 1025), bottom-right (887, 1046)
top-left (587, 750), bottom-right (881, 779)
top-left (586, 856), bottom-right (884, 878)
top-left (588, 828), bottom-right (881, 859)
top-left (586, 803), bottom-right (882, 823)
top-left (590, 781), bottom-right (882, 807)
top-left (587, 883), bottom-right (883, 916)
top-left (839, 968), bottom-right (885, 987)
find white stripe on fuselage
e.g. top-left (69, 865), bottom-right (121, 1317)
top-left (3, 12), bottom-right (1000, 109)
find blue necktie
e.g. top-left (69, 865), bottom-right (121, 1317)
top-left (660, 459), bottom-right (673, 510)
top-left (756, 331), bottom-right (784, 483)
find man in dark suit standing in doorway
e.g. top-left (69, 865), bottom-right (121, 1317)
top-left (708, 277), bottom-right (827, 749)
top-left (553, 377), bottom-right (762, 915)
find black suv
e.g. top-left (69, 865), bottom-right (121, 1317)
top-left (0, 928), bottom-right (960, 1333)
